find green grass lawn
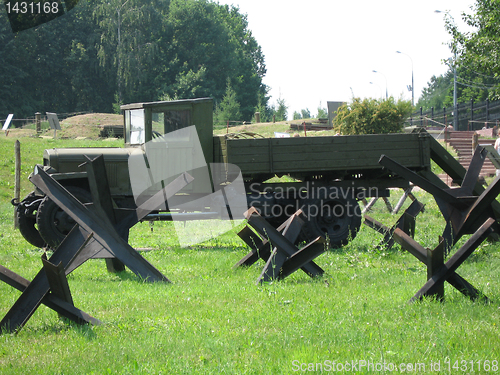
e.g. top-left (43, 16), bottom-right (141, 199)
top-left (1, 135), bottom-right (500, 374)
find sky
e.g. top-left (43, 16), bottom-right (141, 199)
top-left (217, 0), bottom-right (476, 118)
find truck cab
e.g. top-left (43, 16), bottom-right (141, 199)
top-left (122, 97), bottom-right (214, 160)
top-left (17, 98), bottom-right (217, 248)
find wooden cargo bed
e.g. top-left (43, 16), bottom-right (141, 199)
top-left (214, 132), bottom-right (431, 181)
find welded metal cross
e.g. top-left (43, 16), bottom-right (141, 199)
top-left (235, 207), bottom-right (327, 284)
top-left (0, 154), bottom-right (192, 333)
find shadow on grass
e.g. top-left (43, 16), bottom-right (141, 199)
top-left (22, 319), bottom-right (98, 340)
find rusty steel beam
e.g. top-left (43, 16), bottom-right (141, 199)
top-left (410, 218), bottom-right (494, 302)
top-left (41, 254), bottom-right (74, 306)
top-left (0, 264), bottom-right (100, 327)
top-left (234, 210), bottom-right (304, 268)
top-left (279, 238), bottom-right (326, 279)
top-left (457, 175), bottom-right (500, 238)
top-left (379, 155), bottom-right (464, 208)
top-left (364, 199), bottom-right (424, 250)
top-left (257, 246), bottom-right (289, 284)
top-left (459, 147), bottom-right (487, 196)
top-left (244, 208), bottom-right (323, 279)
top-left (428, 137), bottom-right (500, 221)
top-left (392, 228), bottom-right (486, 301)
top-left (84, 155), bottom-right (125, 272)
top-left (363, 216), bottom-right (390, 236)
top-left (135, 173), bottom-right (195, 221)
top-left (256, 213), bottom-right (305, 284)
top-left (84, 155), bottom-right (117, 225)
top-left (234, 226), bottom-right (268, 267)
top-left (0, 226), bottom-right (97, 333)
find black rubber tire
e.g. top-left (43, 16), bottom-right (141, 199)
top-left (36, 186), bottom-right (92, 249)
top-left (15, 194), bottom-right (46, 248)
top-left (300, 196), bottom-right (362, 249)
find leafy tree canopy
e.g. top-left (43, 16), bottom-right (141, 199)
top-left (439, 0), bottom-right (500, 103)
top-left (0, 0), bottom-right (268, 121)
top-left (417, 0), bottom-right (500, 111)
top-left (447, 0), bottom-right (500, 78)
top-left (416, 73), bottom-right (453, 110)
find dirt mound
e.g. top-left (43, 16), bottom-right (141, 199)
top-left (55, 113), bottom-right (123, 139)
top-left (61, 113), bottom-right (123, 127)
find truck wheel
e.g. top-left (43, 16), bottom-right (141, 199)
top-left (300, 197), bottom-right (362, 249)
top-left (15, 193), bottom-right (46, 248)
top-left (36, 186), bottom-right (92, 249)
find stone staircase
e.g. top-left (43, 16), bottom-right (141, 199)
top-left (442, 131), bottom-right (497, 184)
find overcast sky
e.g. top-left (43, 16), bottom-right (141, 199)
top-left (217, 0), bottom-right (475, 118)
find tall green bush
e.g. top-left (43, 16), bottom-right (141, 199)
top-left (333, 97), bottom-right (412, 135)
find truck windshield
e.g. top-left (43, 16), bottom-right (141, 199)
top-left (152, 110), bottom-right (191, 136)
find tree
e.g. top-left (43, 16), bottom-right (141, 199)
top-left (165, 0), bottom-right (267, 120)
top-left (317, 105), bottom-right (328, 119)
top-left (333, 97), bottom-right (412, 135)
top-left (301, 108), bottom-right (311, 119)
top-left (253, 89), bottom-right (272, 122)
top-left (416, 73), bottom-right (453, 111)
top-left (214, 79), bottom-right (241, 125)
top-left (417, 65), bottom-right (499, 112)
top-left (417, 0), bottom-right (500, 112)
top-left (274, 97), bottom-right (288, 122)
top-left (219, 4), bottom-right (267, 119)
top-left (162, 65), bottom-right (208, 100)
top-left (293, 111), bottom-right (302, 120)
top-left (0, 0), bottom-right (270, 120)
top-left (446, 0), bottom-right (500, 100)
top-left (94, 0), bottom-right (167, 104)
top-left (0, 12), bottom-right (38, 118)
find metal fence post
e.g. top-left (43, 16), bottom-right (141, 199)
top-left (487, 99), bottom-right (490, 122)
top-left (14, 140), bottom-right (21, 229)
top-left (35, 112), bottom-right (41, 134)
top-left (472, 132), bottom-right (478, 153)
top-left (471, 99), bottom-right (474, 130)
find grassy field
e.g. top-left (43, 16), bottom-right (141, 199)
top-left (213, 118), bottom-right (335, 138)
top-left (1, 133), bottom-right (500, 374)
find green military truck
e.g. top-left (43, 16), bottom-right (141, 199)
top-left (14, 98), bottom-right (432, 250)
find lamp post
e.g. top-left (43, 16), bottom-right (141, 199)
top-left (370, 82), bottom-right (383, 98)
top-left (372, 70), bottom-right (388, 99)
top-left (396, 51), bottom-right (414, 107)
top-left (435, 10), bottom-right (458, 130)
